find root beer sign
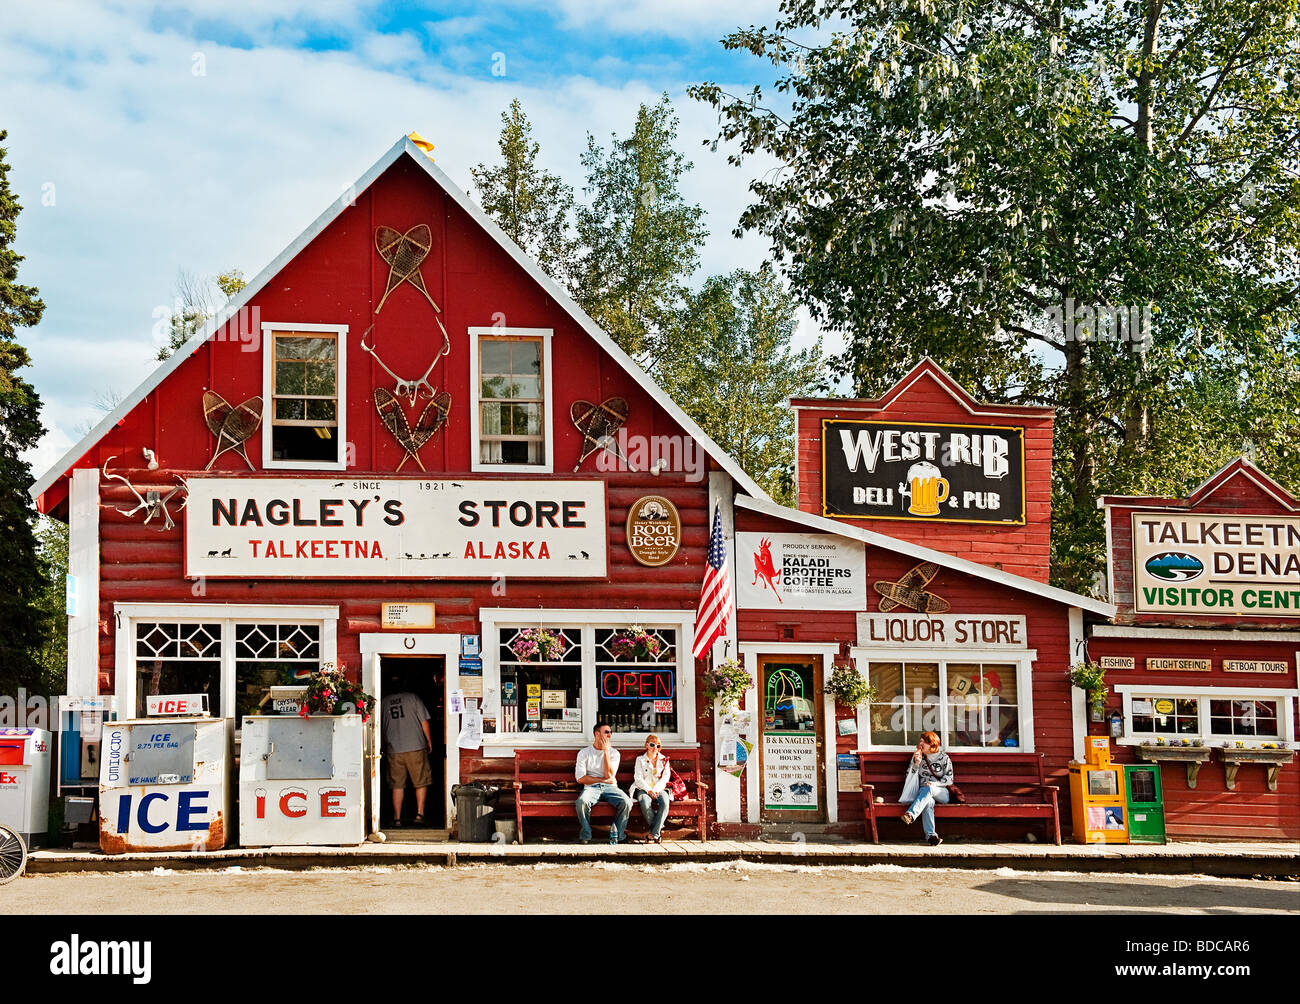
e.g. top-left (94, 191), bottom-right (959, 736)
top-left (185, 478), bottom-right (607, 578)
top-left (822, 420), bottom-right (1025, 525)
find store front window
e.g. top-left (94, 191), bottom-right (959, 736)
top-left (134, 621), bottom-right (223, 717)
top-left (497, 628), bottom-right (582, 736)
top-left (861, 659), bottom-right (1023, 750)
top-left (234, 623), bottom-right (322, 728)
top-left (1120, 687), bottom-right (1290, 743)
top-left (595, 627), bottom-right (679, 735)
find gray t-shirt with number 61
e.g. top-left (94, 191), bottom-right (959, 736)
top-left (382, 692), bottom-right (430, 753)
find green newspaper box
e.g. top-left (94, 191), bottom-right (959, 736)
top-left (1124, 763), bottom-right (1166, 844)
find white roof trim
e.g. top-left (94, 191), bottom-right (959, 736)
top-left (32, 137), bottom-right (769, 504)
top-left (734, 494), bottom-right (1116, 617)
top-left (1090, 624), bottom-right (1300, 643)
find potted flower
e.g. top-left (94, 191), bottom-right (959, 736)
top-left (701, 658), bottom-right (751, 718)
top-left (609, 625), bottom-right (663, 661)
top-left (297, 662), bottom-right (374, 723)
top-left (825, 663), bottom-right (878, 709)
top-left (509, 628), bottom-right (568, 661)
top-left (1068, 661), bottom-right (1108, 718)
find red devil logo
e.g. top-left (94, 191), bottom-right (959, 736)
top-left (752, 538), bottom-right (782, 602)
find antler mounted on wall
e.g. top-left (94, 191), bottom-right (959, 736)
top-left (102, 457), bottom-right (188, 531)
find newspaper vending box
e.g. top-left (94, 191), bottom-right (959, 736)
top-left (239, 713), bottom-right (365, 846)
top-left (98, 695), bottom-right (232, 854)
top-left (0, 728), bottom-right (52, 848)
top-left (1068, 735), bottom-right (1129, 844)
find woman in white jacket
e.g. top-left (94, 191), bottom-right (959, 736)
top-left (630, 734), bottom-right (672, 843)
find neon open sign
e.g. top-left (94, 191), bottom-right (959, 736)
top-left (599, 668), bottom-right (675, 701)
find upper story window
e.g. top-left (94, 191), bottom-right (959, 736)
top-left (469, 327), bottom-right (553, 472)
top-left (262, 323), bottom-right (348, 470)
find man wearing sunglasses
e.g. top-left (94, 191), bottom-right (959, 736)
top-left (575, 721), bottom-right (632, 844)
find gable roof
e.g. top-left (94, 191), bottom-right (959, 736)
top-left (31, 135), bottom-right (769, 506)
top-left (790, 357), bottom-right (1054, 419)
top-left (735, 494), bottom-right (1116, 616)
top-left (1096, 457), bottom-right (1300, 512)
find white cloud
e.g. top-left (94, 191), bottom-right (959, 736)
top-left (4, 2), bottom-right (822, 483)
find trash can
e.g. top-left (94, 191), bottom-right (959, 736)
top-left (452, 782), bottom-right (499, 842)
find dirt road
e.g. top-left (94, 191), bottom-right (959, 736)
top-left (5, 861), bottom-right (1296, 913)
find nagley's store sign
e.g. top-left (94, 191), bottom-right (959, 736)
top-left (1131, 513), bottom-right (1300, 617)
top-left (821, 420), bottom-right (1026, 525)
top-left (185, 478), bottom-right (607, 578)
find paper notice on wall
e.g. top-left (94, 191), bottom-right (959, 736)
top-left (482, 687), bottom-right (500, 715)
top-left (461, 675), bottom-right (483, 699)
top-left (731, 711), bottom-right (753, 739)
top-left (458, 710), bottom-right (483, 749)
top-left (449, 690), bottom-right (465, 715)
top-left (717, 722), bottom-right (738, 769)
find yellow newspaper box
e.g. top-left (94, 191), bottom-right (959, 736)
top-left (1068, 736), bottom-right (1129, 843)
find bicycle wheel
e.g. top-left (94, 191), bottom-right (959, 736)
top-left (0, 824), bottom-right (27, 884)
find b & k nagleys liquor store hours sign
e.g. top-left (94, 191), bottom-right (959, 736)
top-left (185, 478), bottom-right (607, 578)
top-left (822, 420), bottom-right (1025, 524)
top-left (1132, 513), bottom-right (1300, 617)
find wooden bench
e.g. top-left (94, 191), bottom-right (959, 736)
top-left (857, 751), bottom-right (1061, 844)
top-left (513, 747), bottom-right (709, 843)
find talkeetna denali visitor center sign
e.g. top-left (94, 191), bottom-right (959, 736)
top-left (821, 419), bottom-right (1025, 525)
top-left (1131, 513), bottom-right (1300, 617)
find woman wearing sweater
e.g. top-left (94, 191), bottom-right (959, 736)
top-left (900, 730), bottom-right (953, 846)
top-left (630, 734), bottom-right (672, 843)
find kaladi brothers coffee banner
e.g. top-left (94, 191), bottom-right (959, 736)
top-left (185, 478), bottom-right (607, 578)
top-left (736, 532), bottom-right (867, 610)
top-left (1131, 512), bottom-right (1300, 617)
top-left (821, 419), bottom-right (1025, 525)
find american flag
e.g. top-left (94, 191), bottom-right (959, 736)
top-left (693, 504), bottom-right (733, 659)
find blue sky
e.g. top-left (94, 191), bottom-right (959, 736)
top-left (3, 0), bottom-right (822, 480)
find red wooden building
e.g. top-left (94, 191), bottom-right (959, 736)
top-left (1089, 461), bottom-right (1300, 840)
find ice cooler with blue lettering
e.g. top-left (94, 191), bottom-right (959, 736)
top-left (98, 695), bottom-right (232, 854)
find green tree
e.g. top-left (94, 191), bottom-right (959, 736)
top-left (156, 267), bottom-right (247, 360)
top-left (661, 264), bottom-right (825, 503)
top-left (0, 130), bottom-right (53, 699)
top-left (33, 517), bottom-right (67, 696)
top-left (575, 94), bottom-right (708, 368)
top-left (471, 100), bottom-right (578, 291)
top-left (692, 1), bottom-right (1300, 591)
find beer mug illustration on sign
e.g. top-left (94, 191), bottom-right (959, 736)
top-left (899, 462), bottom-right (950, 516)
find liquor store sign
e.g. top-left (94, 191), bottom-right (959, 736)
top-left (821, 420), bottom-right (1025, 525)
top-left (186, 478), bottom-right (607, 578)
top-left (1131, 513), bottom-right (1300, 617)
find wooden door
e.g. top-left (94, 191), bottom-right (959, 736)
top-left (757, 657), bottom-right (826, 823)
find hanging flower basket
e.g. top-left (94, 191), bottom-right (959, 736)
top-left (701, 658), bottom-right (751, 718)
top-left (826, 663), bottom-right (877, 708)
top-left (609, 626), bottom-right (663, 661)
top-left (297, 662), bottom-right (374, 723)
top-left (510, 627), bottom-right (568, 662)
top-left (1069, 661), bottom-right (1108, 716)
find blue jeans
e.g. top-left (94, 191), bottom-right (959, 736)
top-left (907, 785), bottom-right (950, 838)
top-left (635, 791), bottom-right (671, 838)
top-left (576, 783), bottom-right (632, 843)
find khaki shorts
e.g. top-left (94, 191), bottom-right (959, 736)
top-left (385, 749), bottom-right (433, 789)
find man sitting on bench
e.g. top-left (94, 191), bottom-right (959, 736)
top-left (575, 721), bottom-right (632, 845)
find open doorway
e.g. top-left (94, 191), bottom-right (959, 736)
top-left (380, 655), bottom-right (446, 828)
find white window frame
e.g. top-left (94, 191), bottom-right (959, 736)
top-left (1115, 684), bottom-right (1299, 748)
top-left (114, 603), bottom-right (340, 729)
top-left (479, 608), bottom-right (696, 756)
top-left (848, 646), bottom-right (1039, 753)
top-left (261, 321), bottom-right (349, 471)
top-left (468, 327), bottom-right (554, 474)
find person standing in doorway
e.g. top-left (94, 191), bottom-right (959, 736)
top-left (382, 687), bottom-right (433, 827)
top-left (575, 721), bottom-right (632, 844)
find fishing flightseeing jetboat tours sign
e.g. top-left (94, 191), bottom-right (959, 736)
top-left (1131, 513), bottom-right (1300, 617)
top-left (185, 478), bottom-right (607, 578)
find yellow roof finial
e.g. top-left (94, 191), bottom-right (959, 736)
top-left (407, 131), bottom-right (435, 160)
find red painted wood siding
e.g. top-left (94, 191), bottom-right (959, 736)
top-left (793, 373), bottom-right (1054, 582)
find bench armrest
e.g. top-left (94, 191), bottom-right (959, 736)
top-left (512, 781), bottom-right (523, 790)
top-left (695, 780), bottom-right (709, 793)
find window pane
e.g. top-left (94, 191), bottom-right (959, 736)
top-left (480, 339), bottom-right (511, 374)
top-left (279, 336), bottom-right (335, 361)
top-left (275, 399), bottom-right (305, 421)
top-left (304, 362), bottom-right (336, 396)
top-left (305, 399), bottom-right (336, 422)
top-left (480, 402), bottom-right (503, 435)
top-left (517, 402), bottom-right (542, 434)
top-left (276, 361), bottom-right (306, 394)
top-left (512, 339), bottom-right (541, 373)
top-left (136, 660), bottom-right (221, 718)
top-left (595, 628), bottom-right (678, 735)
top-left (512, 376), bottom-right (541, 400)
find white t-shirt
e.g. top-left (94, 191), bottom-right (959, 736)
top-left (575, 743), bottom-right (620, 784)
top-left (381, 692), bottom-right (430, 753)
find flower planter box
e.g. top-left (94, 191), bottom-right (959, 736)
top-left (1136, 745), bottom-right (1213, 788)
top-left (1219, 748), bottom-right (1296, 792)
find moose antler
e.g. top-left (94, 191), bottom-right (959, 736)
top-left (102, 457), bottom-right (188, 531)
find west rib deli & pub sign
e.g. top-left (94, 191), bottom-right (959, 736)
top-left (1132, 513), bottom-right (1300, 617)
top-left (822, 419), bottom-right (1025, 525)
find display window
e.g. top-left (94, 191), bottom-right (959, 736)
top-left (858, 656), bottom-right (1027, 750)
top-left (1118, 685), bottom-right (1296, 744)
top-left (479, 609), bottom-right (696, 747)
